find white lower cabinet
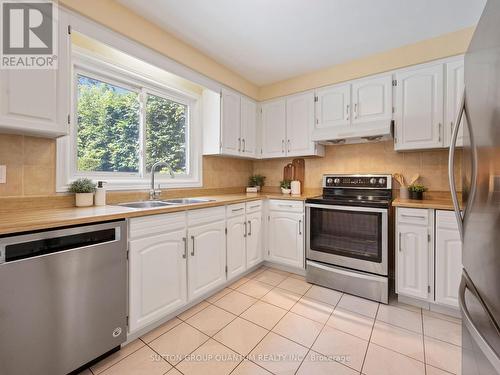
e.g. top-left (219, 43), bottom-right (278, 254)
top-left (267, 200), bottom-right (304, 269)
top-left (435, 210), bottom-right (462, 308)
top-left (128, 213), bottom-right (187, 334)
top-left (246, 210), bottom-right (263, 268)
top-left (396, 207), bottom-right (462, 309)
top-left (226, 214), bottom-right (247, 280)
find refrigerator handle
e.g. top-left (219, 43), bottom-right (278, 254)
top-left (459, 271), bottom-right (500, 373)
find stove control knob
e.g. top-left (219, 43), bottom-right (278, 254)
top-left (326, 178), bottom-right (333, 185)
top-left (370, 178), bottom-right (377, 185)
top-left (333, 178), bottom-right (340, 184)
top-left (378, 178), bottom-right (386, 185)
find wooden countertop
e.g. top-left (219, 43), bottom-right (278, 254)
top-left (392, 196), bottom-right (457, 210)
top-left (0, 193), bottom-right (315, 235)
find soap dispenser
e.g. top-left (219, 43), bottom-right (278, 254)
top-left (95, 181), bottom-right (107, 206)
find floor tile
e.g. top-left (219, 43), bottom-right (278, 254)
top-left (376, 303), bottom-right (423, 334)
top-left (241, 300), bottom-right (288, 329)
top-left (362, 343), bottom-right (425, 375)
top-left (148, 322), bottom-right (209, 365)
top-left (290, 296), bottom-right (334, 324)
top-left (265, 267), bottom-right (291, 276)
top-left (272, 311), bottom-right (323, 347)
top-left (337, 293), bottom-right (379, 318)
top-left (260, 287), bottom-right (302, 310)
top-left (165, 368), bottom-right (183, 375)
top-left (422, 309), bottom-right (461, 324)
top-left (370, 321), bottom-right (424, 361)
top-left (424, 336), bottom-right (461, 374)
top-left (91, 339), bottom-right (145, 374)
top-left (177, 301), bottom-right (210, 321)
top-left (245, 267), bottom-right (268, 279)
top-left (176, 338), bottom-right (242, 375)
top-left (388, 298), bottom-right (422, 314)
top-left (297, 350), bottom-right (359, 375)
top-left (236, 279), bottom-right (274, 298)
top-left (140, 318), bottom-right (182, 343)
top-left (213, 290), bottom-right (257, 315)
top-left (312, 326), bottom-right (368, 371)
top-left (214, 317), bottom-right (268, 355)
top-left (249, 332), bottom-right (308, 375)
top-left (206, 288), bottom-right (232, 303)
top-left (277, 277), bottom-right (312, 295)
top-left (254, 269), bottom-right (288, 286)
top-left (228, 277), bottom-right (251, 289)
top-left (99, 346), bottom-right (171, 375)
top-left (287, 273), bottom-right (306, 281)
top-left (326, 307), bottom-right (374, 340)
top-left (304, 284), bottom-right (343, 306)
top-left (231, 359), bottom-right (272, 375)
top-left (426, 365), bottom-right (455, 375)
top-left (186, 304), bottom-right (236, 336)
top-left (423, 313), bottom-right (461, 346)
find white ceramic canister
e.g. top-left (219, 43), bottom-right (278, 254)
top-left (291, 180), bottom-right (301, 195)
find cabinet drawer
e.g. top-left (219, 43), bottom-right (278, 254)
top-left (226, 203), bottom-right (246, 218)
top-left (188, 206), bottom-right (225, 227)
top-left (397, 208), bottom-right (429, 226)
top-left (268, 199), bottom-right (304, 213)
top-left (436, 210), bottom-right (459, 230)
top-left (129, 212), bottom-right (186, 240)
top-left (246, 200), bottom-right (263, 213)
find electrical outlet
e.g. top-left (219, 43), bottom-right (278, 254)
top-left (0, 165), bottom-right (6, 184)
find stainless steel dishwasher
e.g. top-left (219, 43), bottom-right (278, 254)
top-left (0, 220), bottom-right (127, 375)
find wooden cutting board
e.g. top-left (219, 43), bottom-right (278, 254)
top-left (283, 163), bottom-right (294, 181)
top-left (292, 158), bottom-right (305, 193)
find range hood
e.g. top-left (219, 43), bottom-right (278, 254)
top-left (312, 120), bottom-right (393, 145)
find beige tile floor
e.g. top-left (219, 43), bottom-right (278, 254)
top-left (84, 266), bottom-right (462, 375)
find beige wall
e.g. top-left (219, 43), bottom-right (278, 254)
top-left (258, 28), bottom-right (474, 100)
top-left (253, 141), bottom-right (462, 192)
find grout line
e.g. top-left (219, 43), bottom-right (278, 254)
top-left (422, 308), bottom-right (428, 375)
top-left (360, 303), bottom-right (380, 374)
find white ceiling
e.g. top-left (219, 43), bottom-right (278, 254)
top-left (118, 0), bottom-right (486, 86)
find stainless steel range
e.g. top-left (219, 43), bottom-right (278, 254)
top-left (305, 174), bottom-right (392, 303)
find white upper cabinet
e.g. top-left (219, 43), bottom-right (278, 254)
top-left (394, 63), bottom-right (444, 150)
top-left (261, 98), bottom-right (287, 158)
top-left (445, 58), bottom-right (465, 147)
top-left (0, 10), bottom-right (71, 138)
top-left (220, 88), bottom-right (241, 156)
top-left (351, 75), bottom-right (392, 125)
top-left (241, 96), bottom-right (257, 157)
top-left (286, 91), bottom-right (317, 156)
top-left (315, 83), bottom-right (351, 129)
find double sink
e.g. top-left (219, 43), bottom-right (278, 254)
top-left (117, 198), bottom-right (214, 209)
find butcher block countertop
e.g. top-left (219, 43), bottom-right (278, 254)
top-left (0, 192), bottom-right (316, 236)
top-left (392, 192), bottom-right (460, 211)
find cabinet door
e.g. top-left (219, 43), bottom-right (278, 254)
top-left (268, 212), bottom-right (304, 268)
top-left (241, 97), bottom-right (257, 157)
top-left (188, 220), bottom-right (226, 300)
top-left (220, 89), bottom-right (241, 156)
top-left (261, 99), bottom-right (287, 158)
top-left (396, 223), bottom-right (430, 300)
top-left (286, 92), bottom-right (316, 156)
top-left (246, 211), bottom-right (263, 268)
top-left (351, 75), bottom-right (392, 125)
top-left (315, 83), bottom-right (351, 129)
top-left (445, 59), bottom-right (465, 147)
top-left (226, 215), bottom-right (246, 280)
top-left (395, 64), bottom-right (444, 150)
top-left (0, 11), bottom-right (70, 137)
top-left (129, 230), bottom-right (187, 333)
top-left (435, 211), bottom-right (462, 308)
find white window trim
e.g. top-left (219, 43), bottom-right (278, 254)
top-left (57, 49), bottom-right (202, 192)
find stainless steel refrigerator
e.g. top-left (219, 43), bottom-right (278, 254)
top-left (448, 0), bottom-right (500, 373)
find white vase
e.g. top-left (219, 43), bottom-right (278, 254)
top-left (399, 187), bottom-right (410, 199)
top-left (75, 193), bottom-right (94, 207)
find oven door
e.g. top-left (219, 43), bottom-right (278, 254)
top-left (306, 203), bottom-right (388, 276)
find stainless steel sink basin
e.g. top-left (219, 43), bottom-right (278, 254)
top-left (162, 198), bottom-right (214, 204)
top-left (117, 198), bottom-right (214, 209)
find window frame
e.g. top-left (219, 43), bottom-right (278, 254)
top-left (57, 49), bottom-right (202, 191)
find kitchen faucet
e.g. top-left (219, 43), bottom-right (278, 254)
top-left (150, 161), bottom-right (174, 200)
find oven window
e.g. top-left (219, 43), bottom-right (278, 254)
top-left (309, 207), bottom-right (382, 262)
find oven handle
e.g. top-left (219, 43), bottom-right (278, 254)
top-left (305, 203), bottom-right (388, 214)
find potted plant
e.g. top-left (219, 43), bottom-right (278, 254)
top-left (248, 174), bottom-right (266, 191)
top-left (408, 184), bottom-right (427, 200)
top-left (69, 178), bottom-right (97, 207)
top-left (280, 179), bottom-right (292, 195)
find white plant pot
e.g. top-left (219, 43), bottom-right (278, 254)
top-left (75, 193), bottom-right (94, 207)
top-left (281, 188), bottom-right (291, 195)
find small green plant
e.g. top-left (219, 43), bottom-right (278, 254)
top-left (248, 174), bottom-right (266, 187)
top-left (408, 184), bottom-right (427, 193)
top-left (280, 179), bottom-right (291, 189)
top-left (68, 178), bottom-right (97, 194)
